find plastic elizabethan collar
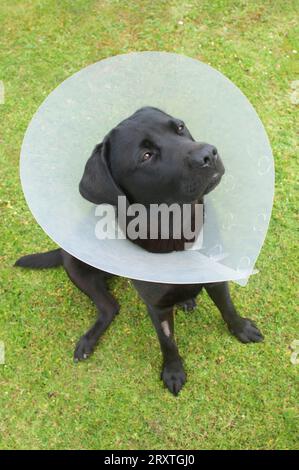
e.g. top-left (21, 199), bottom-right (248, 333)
top-left (20, 52), bottom-right (274, 286)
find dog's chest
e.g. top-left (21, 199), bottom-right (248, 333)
top-left (133, 279), bottom-right (202, 308)
top-left (158, 284), bottom-right (203, 307)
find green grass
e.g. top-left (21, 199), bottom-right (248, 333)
top-left (0, 0), bottom-right (298, 450)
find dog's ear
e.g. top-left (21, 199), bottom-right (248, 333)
top-left (79, 138), bottom-right (124, 205)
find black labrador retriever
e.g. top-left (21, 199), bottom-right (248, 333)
top-left (15, 107), bottom-right (263, 395)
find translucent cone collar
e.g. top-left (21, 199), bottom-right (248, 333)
top-left (20, 52), bottom-right (274, 285)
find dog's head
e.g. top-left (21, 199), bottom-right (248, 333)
top-left (79, 107), bottom-right (225, 207)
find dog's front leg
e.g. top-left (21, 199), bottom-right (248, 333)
top-left (147, 305), bottom-right (186, 395)
top-left (205, 282), bottom-right (264, 343)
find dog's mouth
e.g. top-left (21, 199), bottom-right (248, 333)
top-left (203, 171), bottom-right (224, 195)
top-left (183, 169), bottom-right (224, 201)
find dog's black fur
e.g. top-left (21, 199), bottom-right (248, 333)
top-left (15, 107), bottom-right (263, 395)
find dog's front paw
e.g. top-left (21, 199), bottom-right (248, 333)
top-left (177, 298), bottom-right (197, 312)
top-left (74, 335), bottom-right (95, 361)
top-left (161, 361), bottom-right (186, 396)
top-left (229, 317), bottom-right (264, 343)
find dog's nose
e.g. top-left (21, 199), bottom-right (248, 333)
top-left (193, 144), bottom-right (218, 168)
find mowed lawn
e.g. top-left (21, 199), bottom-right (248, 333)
top-left (0, 0), bottom-right (298, 450)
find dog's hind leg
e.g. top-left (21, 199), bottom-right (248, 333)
top-left (205, 282), bottom-right (264, 343)
top-left (147, 305), bottom-right (186, 396)
top-left (62, 252), bottom-right (119, 361)
top-left (177, 297), bottom-right (197, 312)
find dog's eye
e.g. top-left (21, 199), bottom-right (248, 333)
top-left (177, 123), bottom-right (185, 134)
top-left (141, 151), bottom-right (153, 162)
